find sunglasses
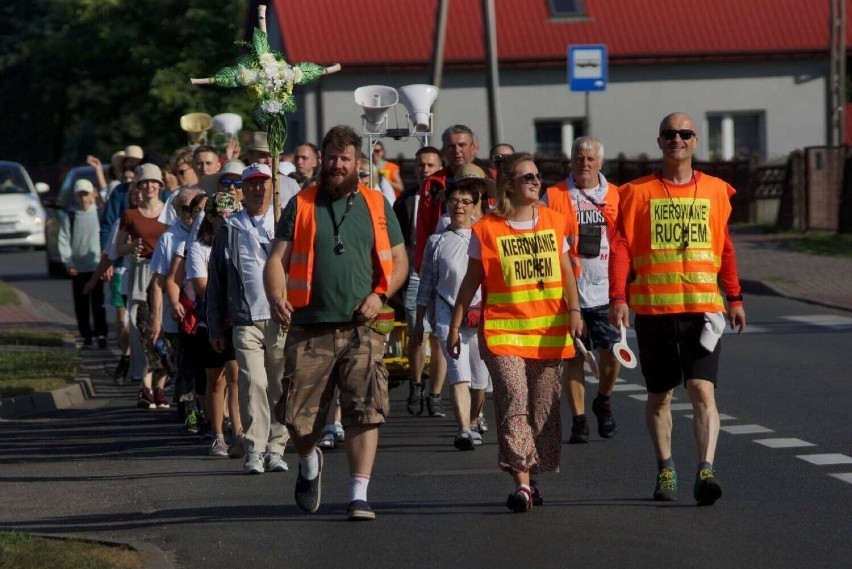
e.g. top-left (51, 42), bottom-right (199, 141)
top-left (514, 172), bottom-right (543, 184)
top-left (660, 129), bottom-right (696, 141)
top-left (359, 172), bottom-right (370, 178)
top-left (446, 198), bottom-right (475, 207)
top-left (219, 178), bottom-right (243, 188)
top-left (175, 167), bottom-right (192, 177)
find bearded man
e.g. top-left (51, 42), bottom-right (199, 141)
top-left (264, 125), bottom-right (407, 521)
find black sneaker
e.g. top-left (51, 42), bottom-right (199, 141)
top-left (694, 468), bottom-right (722, 506)
top-left (346, 499), bottom-right (376, 521)
top-left (530, 480), bottom-right (544, 506)
top-left (653, 467), bottom-right (678, 502)
top-left (407, 382), bottom-right (424, 416)
top-left (113, 355), bottom-right (130, 386)
top-left (294, 448), bottom-right (323, 513)
top-left (96, 336), bottom-right (107, 349)
top-left (568, 416), bottom-right (589, 444)
top-left (592, 396), bottom-right (618, 439)
top-left (426, 394), bottom-right (446, 417)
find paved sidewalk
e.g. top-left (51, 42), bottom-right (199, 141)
top-left (730, 227), bottom-right (852, 312)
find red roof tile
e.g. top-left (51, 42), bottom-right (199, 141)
top-left (270, 0), bottom-right (846, 69)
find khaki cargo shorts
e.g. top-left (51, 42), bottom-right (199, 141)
top-left (275, 323), bottom-right (390, 440)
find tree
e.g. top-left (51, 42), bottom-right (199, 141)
top-left (0, 0), bottom-right (254, 167)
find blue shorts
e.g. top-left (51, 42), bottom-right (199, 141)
top-left (404, 275), bottom-right (431, 334)
top-left (579, 304), bottom-right (620, 351)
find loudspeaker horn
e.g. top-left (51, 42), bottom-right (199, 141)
top-left (398, 84), bottom-right (438, 132)
top-left (212, 113), bottom-right (243, 140)
top-left (180, 112), bottom-right (213, 145)
top-left (354, 85), bottom-right (399, 133)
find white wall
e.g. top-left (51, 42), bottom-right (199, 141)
top-left (302, 59), bottom-right (828, 164)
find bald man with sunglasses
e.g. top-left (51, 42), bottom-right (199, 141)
top-left (609, 112), bottom-right (746, 506)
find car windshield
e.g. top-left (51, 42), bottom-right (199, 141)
top-left (0, 166), bottom-right (30, 195)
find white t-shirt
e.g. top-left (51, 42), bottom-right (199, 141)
top-left (150, 222), bottom-right (191, 334)
top-left (226, 208), bottom-right (275, 322)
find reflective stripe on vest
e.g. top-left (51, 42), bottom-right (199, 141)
top-left (474, 208), bottom-right (574, 360)
top-left (288, 184), bottom-right (392, 308)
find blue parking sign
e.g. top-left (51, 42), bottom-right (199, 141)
top-left (569, 45), bottom-right (607, 92)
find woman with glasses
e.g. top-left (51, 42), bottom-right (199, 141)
top-left (448, 152), bottom-right (583, 513)
top-left (415, 165), bottom-right (492, 451)
top-left (168, 192), bottom-right (244, 456)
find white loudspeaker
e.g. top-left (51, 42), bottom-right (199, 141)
top-left (354, 85), bottom-right (399, 133)
top-left (398, 84), bottom-right (438, 132)
top-left (212, 113), bottom-right (243, 140)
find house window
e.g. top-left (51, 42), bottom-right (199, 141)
top-left (535, 119), bottom-right (585, 157)
top-left (706, 112), bottom-right (765, 161)
top-left (548, 0), bottom-right (585, 17)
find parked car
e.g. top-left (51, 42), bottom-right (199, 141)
top-left (0, 161), bottom-right (48, 250)
top-left (44, 165), bottom-right (107, 277)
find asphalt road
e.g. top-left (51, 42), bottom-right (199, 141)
top-left (1, 248), bottom-right (850, 569)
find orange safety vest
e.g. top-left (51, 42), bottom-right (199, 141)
top-left (545, 180), bottom-right (619, 264)
top-left (473, 207), bottom-right (574, 359)
top-left (377, 160), bottom-right (401, 198)
top-left (619, 172), bottom-right (733, 315)
top-left (288, 184), bottom-right (393, 308)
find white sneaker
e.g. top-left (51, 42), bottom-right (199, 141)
top-left (209, 436), bottom-right (228, 457)
top-left (264, 451), bottom-right (289, 472)
top-left (243, 451), bottom-right (264, 474)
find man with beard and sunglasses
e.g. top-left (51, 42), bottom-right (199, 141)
top-left (609, 112), bottom-right (746, 506)
top-left (264, 125), bottom-right (407, 521)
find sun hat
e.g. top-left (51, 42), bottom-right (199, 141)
top-left (247, 131), bottom-right (269, 153)
top-left (134, 163), bottom-right (163, 186)
top-left (449, 163), bottom-right (495, 193)
top-left (200, 160), bottom-right (245, 194)
top-left (242, 163), bottom-right (272, 182)
top-left (125, 145), bottom-right (144, 160)
top-left (74, 179), bottom-right (94, 194)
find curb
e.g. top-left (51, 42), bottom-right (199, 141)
top-left (32, 533), bottom-right (173, 569)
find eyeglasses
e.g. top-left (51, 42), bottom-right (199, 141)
top-left (175, 167), bottom-right (192, 177)
top-left (446, 198), bottom-right (475, 207)
top-left (660, 129), bottom-right (696, 141)
top-left (514, 172), bottom-right (543, 184)
top-left (219, 178), bottom-right (243, 188)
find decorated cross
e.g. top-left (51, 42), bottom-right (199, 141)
top-left (190, 5), bottom-right (340, 220)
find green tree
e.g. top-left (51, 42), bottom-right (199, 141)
top-left (0, 0), bottom-right (254, 167)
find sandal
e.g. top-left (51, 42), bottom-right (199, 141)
top-left (506, 486), bottom-right (534, 513)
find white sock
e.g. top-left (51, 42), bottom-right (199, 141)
top-left (299, 449), bottom-right (319, 480)
top-left (349, 474), bottom-right (371, 502)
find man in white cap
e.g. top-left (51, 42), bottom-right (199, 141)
top-left (58, 179), bottom-right (107, 348)
top-left (207, 163), bottom-right (290, 475)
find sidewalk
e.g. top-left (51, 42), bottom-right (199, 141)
top-left (730, 226), bottom-right (852, 312)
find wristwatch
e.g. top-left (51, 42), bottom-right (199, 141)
top-left (374, 292), bottom-right (388, 304)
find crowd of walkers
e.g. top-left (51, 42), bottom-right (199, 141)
top-left (60, 111), bottom-right (745, 519)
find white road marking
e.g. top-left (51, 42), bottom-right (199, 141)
top-left (828, 473), bottom-right (852, 484)
top-left (782, 314), bottom-right (852, 329)
top-left (721, 424), bottom-right (774, 435)
top-left (796, 453), bottom-right (852, 465)
top-left (612, 384), bottom-right (646, 392)
top-left (754, 438), bottom-right (816, 448)
top-left (668, 403), bottom-right (693, 411)
top-left (629, 393), bottom-right (648, 401)
top-left (683, 413), bottom-right (737, 421)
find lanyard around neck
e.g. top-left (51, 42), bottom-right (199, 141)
top-left (327, 191), bottom-right (358, 254)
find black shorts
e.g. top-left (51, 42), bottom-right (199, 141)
top-left (196, 326), bottom-right (236, 369)
top-left (634, 313), bottom-right (721, 393)
top-left (579, 304), bottom-right (620, 351)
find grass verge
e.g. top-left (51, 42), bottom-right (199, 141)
top-left (0, 279), bottom-right (19, 306)
top-left (0, 351), bottom-right (77, 397)
top-left (775, 231), bottom-right (852, 258)
top-left (0, 329), bottom-right (65, 347)
top-left (0, 531), bottom-right (144, 569)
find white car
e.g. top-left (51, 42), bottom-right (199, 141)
top-left (0, 161), bottom-right (48, 248)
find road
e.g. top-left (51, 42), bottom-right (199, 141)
top-left (1, 248), bottom-right (850, 569)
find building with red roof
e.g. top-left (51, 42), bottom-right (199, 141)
top-left (267, 0), bottom-right (848, 163)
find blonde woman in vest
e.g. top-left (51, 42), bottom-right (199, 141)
top-left (448, 152), bottom-right (583, 513)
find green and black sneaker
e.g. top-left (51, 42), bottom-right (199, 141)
top-left (694, 468), bottom-right (722, 506)
top-left (653, 467), bottom-right (678, 501)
